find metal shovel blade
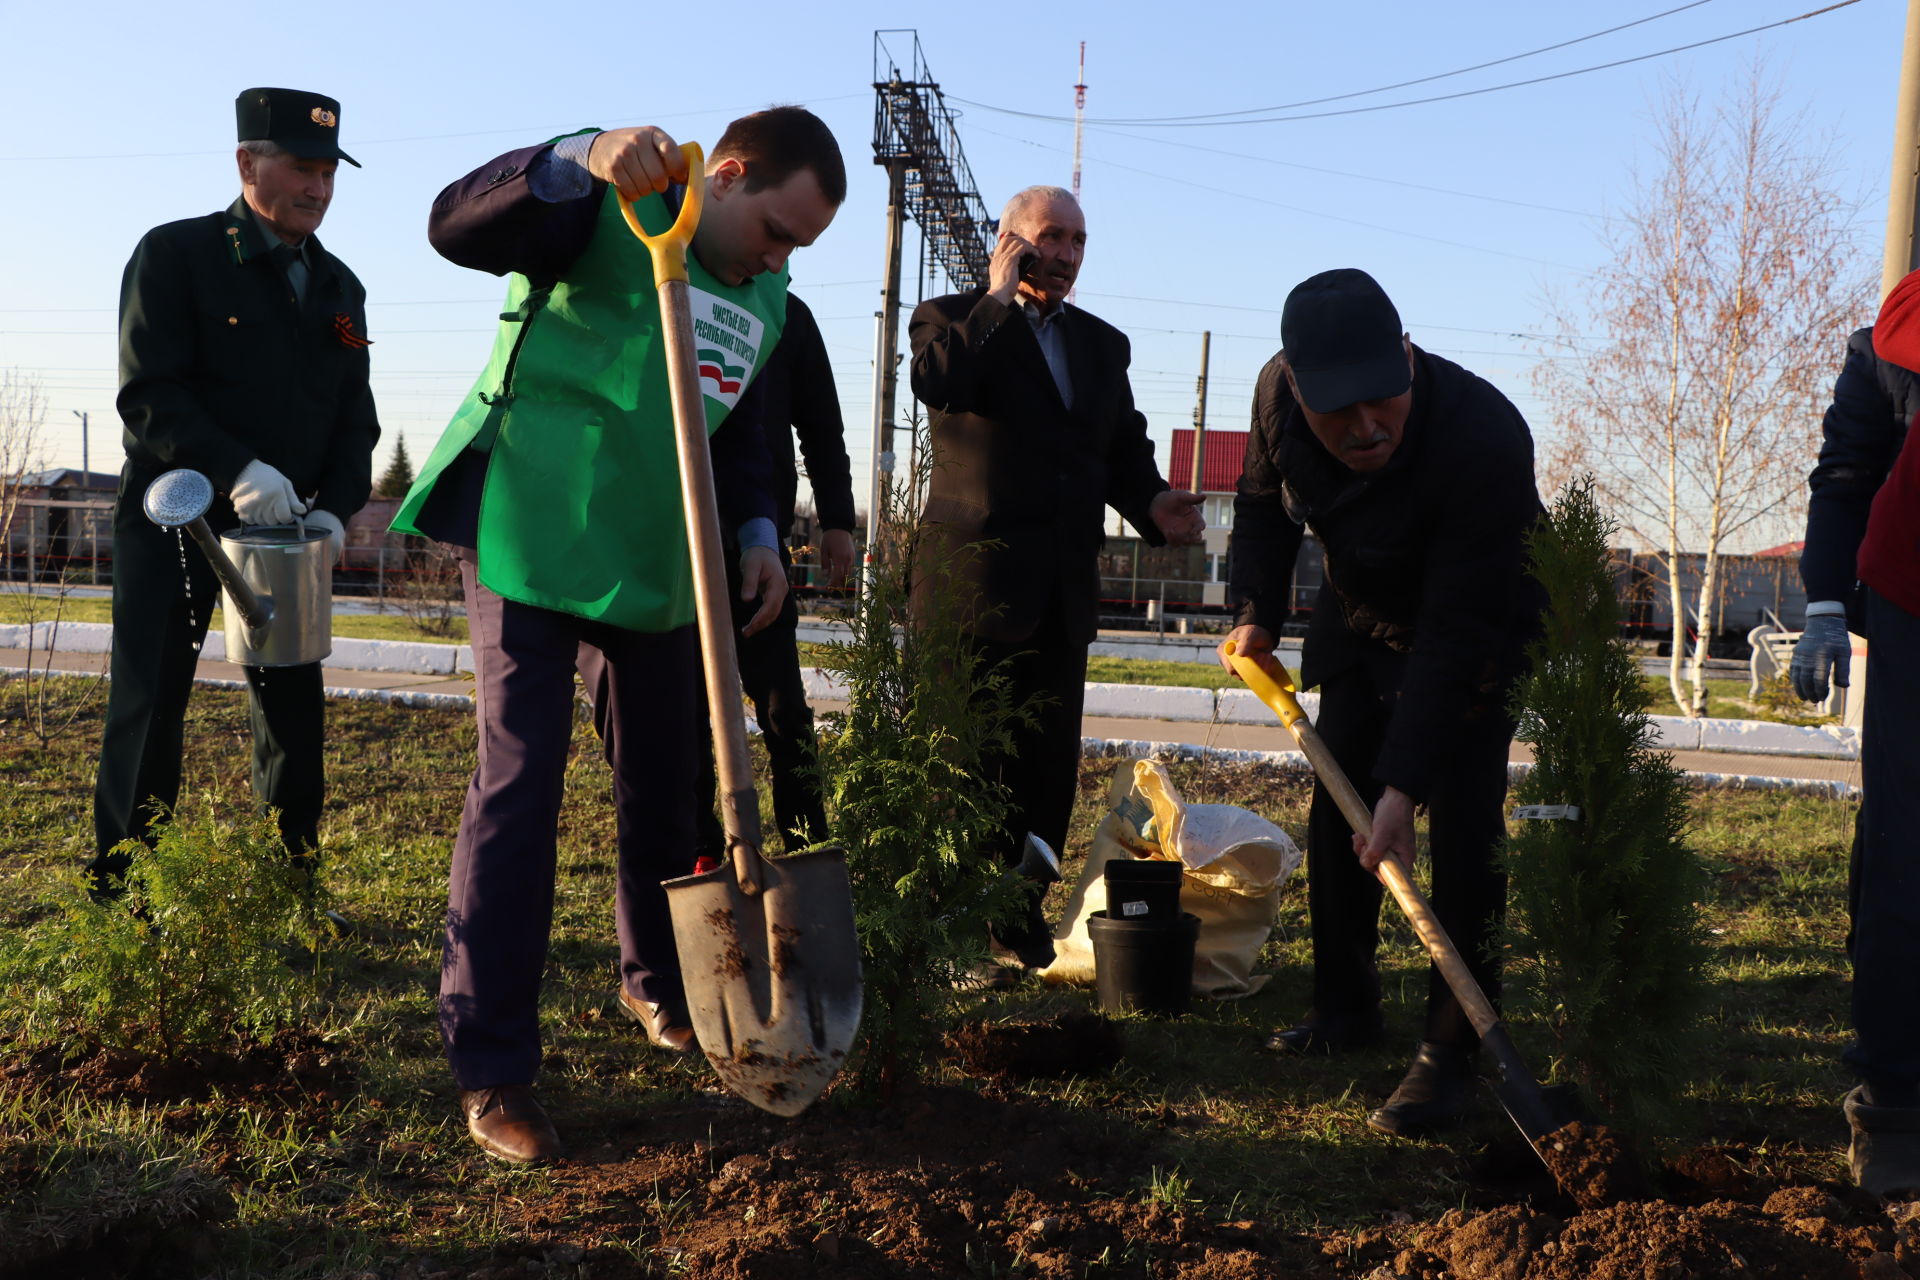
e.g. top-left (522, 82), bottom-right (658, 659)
top-left (1483, 1020), bottom-right (1591, 1145)
top-left (665, 845), bottom-right (862, 1117)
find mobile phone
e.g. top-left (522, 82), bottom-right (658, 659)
top-left (1017, 251), bottom-right (1038, 280)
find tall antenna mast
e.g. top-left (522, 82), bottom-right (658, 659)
top-left (1070, 41), bottom-right (1085, 303)
top-left (1071, 41), bottom-right (1086, 203)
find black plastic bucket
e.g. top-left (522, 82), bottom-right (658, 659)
top-left (1103, 857), bottom-right (1183, 923)
top-left (1088, 910), bottom-right (1200, 1017)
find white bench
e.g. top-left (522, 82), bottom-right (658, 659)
top-left (1749, 623), bottom-right (1847, 716)
top-left (1747, 624), bottom-right (1800, 698)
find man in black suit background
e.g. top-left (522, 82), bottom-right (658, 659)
top-left (908, 185), bottom-right (1206, 969)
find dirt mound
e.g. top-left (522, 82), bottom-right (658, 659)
top-left (445, 1083), bottom-right (1338, 1279)
top-left (1395, 1184), bottom-right (1920, 1280)
top-left (947, 1012), bottom-right (1125, 1079)
top-left (1, 1028), bottom-right (351, 1109)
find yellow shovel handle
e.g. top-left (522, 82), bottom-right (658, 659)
top-left (1222, 637), bottom-right (1503, 1039)
top-left (615, 141), bottom-right (705, 284)
top-left (1221, 640), bottom-right (1306, 729)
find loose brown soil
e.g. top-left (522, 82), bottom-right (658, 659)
top-left (0, 1027), bottom-right (352, 1111)
top-left (1536, 1122), bottom-right (1647, 1209)
top-left (1392, 1158), bottom-right (1920, 1280)
top-left (397, 1082), bottom-right (1341, 1279)
top-left (946, 1011), bottom-right (1126, 1078)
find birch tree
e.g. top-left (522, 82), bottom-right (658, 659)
top-left (1535, 72), bottom-right (1871, 716)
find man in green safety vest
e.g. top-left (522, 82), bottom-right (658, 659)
top-left (393, 108), bottom-right (845, 1164)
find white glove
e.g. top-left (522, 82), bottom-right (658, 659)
top-left (231, 460), bottom-right (307, 526)
top-left (304, 508), bottom-right (346, 565)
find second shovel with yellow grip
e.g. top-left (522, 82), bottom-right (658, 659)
top-left (1222, 641), bottom-right (1583, 1166)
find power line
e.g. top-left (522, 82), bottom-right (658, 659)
top-left (0, 94), bottom-right (868, 163)
top-left (1076, 291), bottom-right (1610, 342)
top-left (973, 1), bottom-right (1723, 126)
top-left (969, 121), bottom-right (1597, 270)
top-left (948, 1), bottom-right (1863, 129)
top-left (971, 119), bottom-right (1603, 221)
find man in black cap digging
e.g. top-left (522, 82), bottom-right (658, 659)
top-left (1221, 268), bottom-right (1544, 1137)
top-left (89, 88), bottom-right (380, 895)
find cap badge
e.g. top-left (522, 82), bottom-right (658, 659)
top-left (309, 107), bottom-right (338, 128)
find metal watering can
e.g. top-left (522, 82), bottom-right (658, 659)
top-left (142, 468), bottom-right (332, 667)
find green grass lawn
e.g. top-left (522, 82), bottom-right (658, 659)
top-left (0, 679), bottom-right (1862, 1275)
top-left (0, 594), bottom-right (471, 644)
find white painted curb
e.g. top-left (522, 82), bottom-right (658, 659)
top-left (1079, 736), bottom-right (1859, 800)
top-left (1082, 680), bottom-right (1213, 722)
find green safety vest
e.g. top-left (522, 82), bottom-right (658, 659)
top-left (393, 180), bottom-right (787, 632)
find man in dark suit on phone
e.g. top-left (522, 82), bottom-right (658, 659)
top-left (908, 185), bottom-right (1205, 970)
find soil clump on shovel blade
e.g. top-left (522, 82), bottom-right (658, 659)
top-left (1536, 1121), bottom-right (1648, 1209)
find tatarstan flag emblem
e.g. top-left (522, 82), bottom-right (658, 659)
top-left (696, 348), bottom-right (745, 396)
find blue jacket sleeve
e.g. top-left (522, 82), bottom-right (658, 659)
top-left (427, 142), bottom-right (604, 285)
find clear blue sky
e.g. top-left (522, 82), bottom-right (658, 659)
top-left (0, 0), bottom-right (1902, 526)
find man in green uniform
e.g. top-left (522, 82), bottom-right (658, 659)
top-left (393, 108), bottom-right (845, 1163)
top-left (90, 87), bottom-right (380, 896)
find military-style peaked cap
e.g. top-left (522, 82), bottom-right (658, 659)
top-left (235, 87), bottom-right (360, 167)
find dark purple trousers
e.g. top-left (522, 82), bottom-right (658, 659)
top-left (440, 560), bottom-right (704, 1090)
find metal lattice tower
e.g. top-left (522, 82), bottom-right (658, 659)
top-left (863, 30), bottom-right (995, 557)
top-left (872, 31), bottom-right (994, 290)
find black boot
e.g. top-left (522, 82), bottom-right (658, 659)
top-left (1369, 1041), bottom-right (1475, 1137)
top-left (1265, 1008), bottom-right (1386, 1056)
top-left (989, 885), bottom-right (1056, 971)
top-left (1846, 1083), bottom-right (1920, 1198)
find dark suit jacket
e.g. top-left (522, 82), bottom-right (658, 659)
top-left (908, 289), bottom-right (1170, 644)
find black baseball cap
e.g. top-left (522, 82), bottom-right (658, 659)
top-left (1279, 268), bottom-right (1409, 412)
top-left (235, 87), bottom-right (360, 167)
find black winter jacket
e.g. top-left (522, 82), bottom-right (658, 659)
top-left (1230, 347), bottom-right (1544, 801)
top-left (1801, 326), bottom-right (1920, 614)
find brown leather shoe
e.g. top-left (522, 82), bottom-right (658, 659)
top-left (618, 986), bottom-right (697, 1052)
top-left (459, 1085), bottom-right (562, 1164)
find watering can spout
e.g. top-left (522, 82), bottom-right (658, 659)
top-left (141, 469), bottom-right (333, 667)
top-left (143, 468), bottom-right (274, 637)
top-left (142, 469), bottom-right (273, 637)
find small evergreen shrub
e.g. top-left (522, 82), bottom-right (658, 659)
top-left (816, 486), bottom-right (1035, 1096)
top-left (1503, 478), bottom-right (1706, 1129)
top-left (0, 807), bottom-right (328, 1060)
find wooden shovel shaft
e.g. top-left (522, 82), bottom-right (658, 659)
top-left (1223, 644), bottom-right (1501, 1034)
top-left (656, 276), bottom-right (764, 893)
top-left (1283, 708), bottom-right (1503, 1043)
